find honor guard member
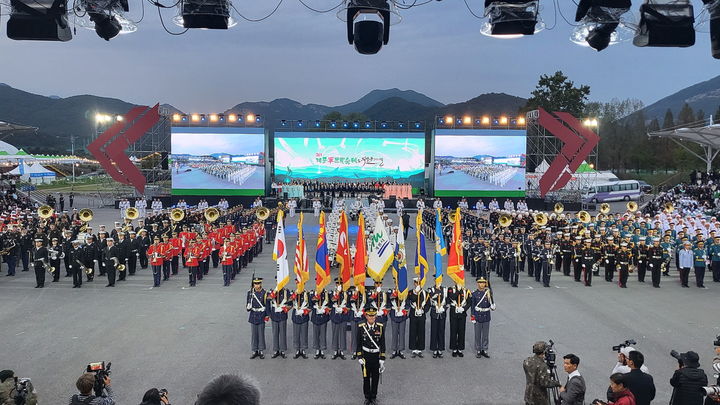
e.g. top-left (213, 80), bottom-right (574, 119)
top-left (524, 341), bottom-right (562, 405)
top-left (471, 277), bottom-right (496, 358)
top-left (560, 233), bottom-right (573, 276)
top-left (348, 287), bottom-right (367, 359)
top-left (329, 279), bottom-right (349, 360)
top-left (408, 278), bottom-right (429, 358)
top-left (247, 277), bottom-right (269, 359)
top-left (635, 238), bottom-right (648, 283)
top-left (616, 242), bottom-right (632, 288)
top-left (218, 239), bottom-right (234, 286)
top-left (82, 235), bottom-right (98, 281)
top-left (661, 234), bottom-right (675, 277)
top-left (367, 280), bottom-right (389, 326)
top-left (581, 239), bottom-right (596, 286)
top-left (693, 241), bottom-right (708, 288)
top-left (161, 234), bottom-right (173, 281)
top-left (146, 236), bottom-right (164, 287)
top-left (388, 286), bottom-right (409, 359)
top-left (102, 238), bottom-right (119, 287)
top-left (603, 237), bottom-right (617, 282)
top-left (356, 305), bottom-right (386, 405)
top-left (648, 238), bottom-right (664, 288)
top-left (510, 240), bottom-right (521, 287)
top-left (115, 232), bottom-right (129, 281)
top-left (428, 282), bottom-right (447, 358)
top-left (184, 239), bottom-right (200, 287)
top-left (710, 236), bottom-right (720, 282)
top-left (168, 232), bottom-right (182, 275)
top-left (311, 286), bottom-right (331, 359)
top-left (30, 238), bottom-right (49, 288)
top-left (267, 285), bottom-right (291, 359)
top-left (291, 288), bottom-right (311, 359)
top-left (447, 282), bottom-right (470, 357)
top-left (572, 236), bottom-right (583, 282)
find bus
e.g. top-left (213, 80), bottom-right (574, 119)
top-left (582, 180), bottom-right (642, 203)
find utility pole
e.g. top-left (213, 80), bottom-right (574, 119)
top-left (71, 134), bottom-right (75, 183)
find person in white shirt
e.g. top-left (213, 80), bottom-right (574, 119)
top-left (288, 198), bottom-right (297, 218)
top-left (377, 199), bottom-right (385, 214)
top-left (488, 199), bottom-right (499, 211)
top-left (433, 198), bottom-right (443, 210)
top-left (475, 200), bottom-right (486, 214)
top-left (151, 198), bottom-right (163, 215)
top-left (252, 197), bottom-right (263, 208)
top-left (312, 199), bottom-right (322, 217)
top-left (135, 197), bottom-right (147, 217)
top-left (503, 199), bottom-right (515, 211)
top-left (119, 199), bottom-right (129, 219)
top-left (396, 199), bottom-right (404, 216)
top-left (458, 198), bottom-right (469, 210)
top-left (416, 199), bottom-right (425, 211)
top-left (612, 346), bottom-right (649, 374)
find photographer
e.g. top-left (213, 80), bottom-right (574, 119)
top-left (705, 337), bottom-right (720, 405)
top-left (523, 341), bottom-right (561, 405)
top-left (670, 351), bottom-right (708, 405)
top-left (70, 373), bottom-right (115, 405)
top-left (613, 347), bottom-right (649, 375)
top-left (139, 389), bottom-right (170, 405)
top-left (559, 354), bottom-right (585, 405)
top-left (0, 370), bottom-right (37, 405)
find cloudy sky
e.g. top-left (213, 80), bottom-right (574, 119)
top-left (0, 0), bottom-right (717, 112)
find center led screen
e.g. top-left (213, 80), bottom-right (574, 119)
top-left (273, 132), bottom-right (425, 188)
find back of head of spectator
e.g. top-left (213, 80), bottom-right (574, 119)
top-left (195, 374), bottom-right (260, 405)
top-left (76, 373), bottom-right (95, 396)
top-left (627, 350), bottom-right (644, 370)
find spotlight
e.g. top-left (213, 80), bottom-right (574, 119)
top-left (455, 118), bottom-right (463, 126)
top-left (342, 121), bottom-right (349, 128)
top-left (444, 115), bottom-right (454, 125)
top-left (80, 0), bottom-right (135, 41)
top-left (481, 1), bottom-right (542, 38)
top-left (315, 120), bottom-right (321, 127)
top-left (200, 114), bottom-right (207, 121)
top-left (297, 120), bottom-right (304, 127)
top-left (191, 114), bottom-right (200, 122)
top-left (364, 121), bottom-right (372, 128)
top-left (634, 0), bottom-right (695, 47)
top-left (463, 116), bottom-right (472, 125)
top-left (228, 114), bottom-right (237, 122)
top-left (474, 119), bottom-right (482, 125)
top-left (7, 0), bottom-right (72, 41)
top-left (175, 0), bottom-right (234, 29)
top-left (255, 115), bottom-right (262, 123)
top-left (246, 114), bottom-right (256, 123)
top-left (209, 114), bottom-right (218, 122)
top-left (500, 116), bottom-right (508, 125)
top-left (380, 121), bottom-right (388, 128)
top-left (341, 0), bottom-right (399, 54)
top-left (572, 0), bottom-right (631, 51)
top-left (218, 114), bottom-right (225, 122)
top-left (703, 0), bottom-right (720, 58)
top-left (280, 120), bottom-right (288, 126)
top-left (353, 121), bottom-right (360, 128)
top-left (398, 122), bottom-right (405, 129)
top-left (181, 114), bottom-right (188, 122)
top-left (330, 120), bottom-right (338, 128)
top-left (173, 114), bottom-right (181, 122)
top-left (414, 121), bottom-right (421, 129)
top-left (518, 116), bottom-right (526, 125)
top-left (237, 115), bottom-right (244, 122)
top-left (492, 118), bottom-right (499, 126)
top-left (482, 116), bottom-right (491, 125)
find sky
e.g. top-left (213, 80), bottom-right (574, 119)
top-left (0, 0), bottom-right (718, 112)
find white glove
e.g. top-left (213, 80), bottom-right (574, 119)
top-left (490, 303), bottom-right (497, 310)
top-left (605, 260), bottom-right (609, 264)
top-left (437, 307), bottom-right (445, 314)
top-left (246, 304), bottom-right (252, 311)
top-left (275, 307), bottom-right (283, 313)
top-left (455, 307), bottom-right (464, 314)
top-left (471, 318), bottom-right (476, 324)
top-left (358, 358), bottom-right (365, 366)
top-left (649, 264), bottom-right (653, 268)
top-left (68, 265), bottom-right (72, 269)
top-left (379, 360), bottom-right (385, 373)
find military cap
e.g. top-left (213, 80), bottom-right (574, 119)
top-left (620, 242), bottom-right (628, 247)
top-left (34, 238), bottom-right (43, 242)
top-left (334, 277), bottom-right (341, 284)
top-left (364, 306), bottom-right (378, 316)
top-left (252, 277), bottom-right (263, 283)
top-left (476, 277), bottom-right (487, 283)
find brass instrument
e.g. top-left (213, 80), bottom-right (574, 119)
top-left (577, 210), bottom-right (591, 224)
top-left (0, 241), bottom-right (15, 255)
top-left (256, 207), bottom-right (270, 221)
top-left (663, 202), bottom-right (674, 214)
top-left (553, 202), bottom-right (564, 214)
top-left (627, 201), bottom-right (638, 212)
top-left (125, 207), bottom-right (140, 220)
top-left (171, 208), bottom-right (185, 222)
top-left (38, 205), bottom-right (54, 219)
top-left (204, 207), bottom-right (220, 223)
top-left (498, 214), bottom-right (512, 227)
top-left (448, 211), bottom-right (458, 223)
top-left (599, 203), bottom-right (611, 214)
top-left (112, 257), bottom-right (126, 272)
top-left (79, 208), bottom-right (94, 222)
top-left (40, 258), bottom-right (55, 274)
top-left (534, 212), bottom-right (548, 226)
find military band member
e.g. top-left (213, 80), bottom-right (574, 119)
top-left (635, 238), bottom-right (648, 283)
top-left (539, 241), bottom-right (553, 287)
top-left (428, 282), bottom-right (447, 358)
top-left (102, 238), bottom-right (119, 287)
top-left (560, 233), bottom-right (573, 276)
top-left (268, 285), bottom-right (291, 359)
top-left (408, 278), bottom-right (429, 358)
top-left (661, 234), bottom-right (674, 277)
top-left (603, 237), bottom-right (616, 282)
top-left (30, 238), bottom-right (49, 288)
top-left (510, 241), bottom-right (521, 287)
top-left (69, 240), bottom-right (84, 288)
top-left (115, 232), bottom-right (128, 281)
top-left (247, 277), bottom-right (269, 359)
top-left (572, 236), bottom-right (583, 282)
top-left (710, 236), bottom-right (720, 282)
top-left (693, 241), bottom-right (707, 288)
top-left (311, 286), bottom-right (330, 359)
top-left (168, 232), bottom-right (182, 275)
top-left (356, 306), bottom-right (386, 405)
top-left (448, 282), bottom-right (470, 357)
top-left (48, 238), bottom-right (62, 283)
top-left (62, 229), bottom-right (73, 277)
top-left (126, 230), bottom-right (140, 275)
top-left (388, 287), bottom-right (408, 359)
top-left (471, 277), bottom-right (496, 358)
top-left (184, 240), bottom-right (200, 287)
top-left (146, 236), bottom-right (164, 287)
top-left (329, 278), bottom-right (348, 360)
top-left (581, 239), bottom-right (595, 286)
top-left (218, 239), bottom-right (234, 287)
top-left (616, 242), bottom-right (632, 288)
top-left (291, 288), bottom-right (311, 359)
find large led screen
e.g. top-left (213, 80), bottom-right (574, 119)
top-left (434, 129), bottom-right (526, 197)
top-left (171, 127), bottom-right (265, 195)
top-left (274, 132), bottom-right (425, 188)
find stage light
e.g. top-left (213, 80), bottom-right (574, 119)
top-left (341, 0), bottom-right (399, 54)
top-left (255, 115), bottom-right (262, 123)
top-left (444, 115), bottom-right (454, 125)
top-left (500, 116), bottom-right (508, 125)
top-left (572, 0), bottom-right (631, 51)
top-left (78, 0), bottom-right (135, 41)
top-left (482, 116), bottom-right (491, 125)
top-left (702, 0), bottom-right (720, 58)
top-left (7, 0), bottom-right (72, 41)
top-left (589, 163), bottom-right (595, 169)
top-left (191, 114), bottom-right (200, 122)
top-left (474, 119), bottom-right (482, 125)
top-left (510, 118), bottom-right (517, 125)
top-left (315, 120), bottom-right (321, 127)
top-left (463, 116), bottom-right (472, 125)
top-left (237, 115), bottom-right (244, 122)
top-left (200, 114), bottom-right (207, 121)
top-left (634, 0), bottom-right (695, 47)
top-left (209, 114), bottom-right (218, 122)
top-left (492, 118), bottom-right (499, 126)
top-left (342, 121), bottom-right (349, 128)
top-left (297, 120), bottom-right (304, 127)
top-left (353, 121), bottom-right (360, 128)
top-left (331, 120), bottom-right (338, 128)
top-left (228, 114), bottom-right (237, 122)
top-left (280, 120), bottom-right (288, 126)
top-left (518, 116), bottom-right (526, 125)
top-left (398, 122), bottom-right (405, 128)
top-left (583, 118), bottom-right (599, 127)
top-left (455, 118), bottom-right (463, 126)
top-left (116, 115), bottom-right (123, 121)
top-left (380, 121), bottom-right (388, 128)
top-left (218, 114), bottom-right (225, 122)
top-left (481, 1), bottom-right (543, 38)
top-left (364, 121), bottom-right (372, 128)
top-left (173, 114), bottom-right (181, 122)
top-left (414, 121), bottom-right (421, 129)
top-left (175, 0), bottom-right (234, 29)
top-left (246, 114), bottom-right (256, 123)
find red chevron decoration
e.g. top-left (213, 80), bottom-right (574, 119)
top-left (87, 104), bottom-right (160, 194)
top-left (537, 108), bottom-right (599, 197)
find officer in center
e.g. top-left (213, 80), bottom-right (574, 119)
top-left (356, 305), bottom-right (386, 405)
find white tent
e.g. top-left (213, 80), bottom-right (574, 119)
top-left (8, 161), bottom-right (56, 184)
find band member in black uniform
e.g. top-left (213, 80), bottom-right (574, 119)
top-left (408, 278), bottom-right (429, 358)
top-left (560, 233), bottom-right (573, 276)
top-left (127, 230), bottom-right (140, 275)
top-left (30, 238), bottom-right (49, 288)
top-left (48, 238), bottom-right (62, 282)
top-left (356, 306), bottom-right (386, 405)
top-left (581, 239), bottom-right (595, 286)
top-left (138, 229), bottom-right (150, 269)
top-left (103, 238), bottom-right (119, 287)
top-left (69, 240), bottom-right (84, 288)
top-left (82, 235), bottom-right (98, 281)
top-left (19, 228), bottom-right (33, 272)
top-left (447, 282), bottom-right (470, 357)
top-left (116, 232), bottom-right (129, 281)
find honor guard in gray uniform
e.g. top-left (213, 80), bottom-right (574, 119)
top-left (408, 277), bottom-right (429, 358)
top-left (291, 288), bottom-right (310, 359)
top-left (267, 285), bottom-right (291, 359)
top-left (311, 286), bottom-right (330, 359)
top-left (356, 306), bottom-right (386, 405)
top-left (246, 277), bottom-right (269, 359)
top-left (470, 277), bottom-right (496, 358)
top-left (388, 287), bottom-right (409, 359)
top-left (329, 278), bottom-right (349, 360)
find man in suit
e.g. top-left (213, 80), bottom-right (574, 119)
top-left (622, 350), bottom-right (656, 405)
top-left (401, 212), bottom-right (412, 241)
top-left (559, 353), bottom-right (585, 405)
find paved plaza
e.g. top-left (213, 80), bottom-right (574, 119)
top-left (0, 208), bottom-right (717, 404)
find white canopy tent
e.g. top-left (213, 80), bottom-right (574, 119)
top-left (648, 122), bottom-right (720, 173)
top-left (8, 161), bottom-right (56, 184)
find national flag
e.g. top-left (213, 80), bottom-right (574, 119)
top-left (336, 210), bottom-right (352, 291)
top-left (447, 207), bottom-right (465, 286)
top-left (434, 208), bottom-right (447, 286)
top-left (293, 212), bottom-right (309, 292)
top-left (393, 218), bottom-right (409, 300)
top-left (273, 210), bottom-right (290, 291)
top-left (367, 215), bottom-right (394, 281)
top-left (314, 211), bottom-right (331, 291)
top-left (353, 211), bottom-right (368, 295)
top-left (415, 210), bottom-right (429, 287)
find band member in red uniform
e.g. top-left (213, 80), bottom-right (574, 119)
top-left (218, 238), bottom-right (235, 286)
top-left (146, 236), bottom-right (164, 287)
top-left (185, 239), bottom-right (201, 286)
top-left (169, 231), bottom-right (183, 275)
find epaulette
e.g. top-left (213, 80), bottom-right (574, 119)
top-left (358, 322), bottom-right (366, 327)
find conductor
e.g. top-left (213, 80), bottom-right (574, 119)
top-left (356, 305), bottom-right (386, 405)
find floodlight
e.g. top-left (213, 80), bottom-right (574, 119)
top-left (7, 0), bottom-right (71, 41)
top-left (572, 0), bottom-right (631, 51)
top-left (633, 0), bottom-right (695, 47)
top-left (339, 0), bottom-right (400, 54)
top-left (702, 0), bottom-right (720, 58)
top-left (175, 0), bottom-right (235, 29)
top-left (481, 0), bottom-right (543, 38)
top-left (78, 0), bottom-right (135, 41)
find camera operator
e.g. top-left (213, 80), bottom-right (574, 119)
top-left (613, 347), bottom-right (649, 375)
top-left (559, 354), bottom-right (585, 405)
top-left (669, 351), bottom-right (708, 405)
top-left (195, 374), bottom-right (260, 405)
top-left (523, 341), bottom-right (561, 405)
top-left (622, 351), bottom-right (656, 405)
top-left (0, 370), bottom-right (37, 405)
top-left (139, 388), bottom-right (170, 405)
top-left (70, 373), bottom-right (115, 405)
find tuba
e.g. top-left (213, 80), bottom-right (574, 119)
top-left (125, 207), bottom-right (139, 220)
top-left (577, 210), bottom-right (591, 224)
top-left (256, 207), bottom-right (270, 221)
top-left (663, 202), bottom-right (674, 214)
top-left (498, 214), bottom-right (512, 227)
top-left (38, 205), bottom-right (54, 219)
top-left (170, 208), bottom-right (185, 222)
top-left (204, 207), bottom-right (220, 223)
top-left (553, 202), bottom-right (564, 214)
top-left (78, 208), bottom-right (93, 222)
top-left (534, 212), bottom-right (548, 226)
top-left (599, 203), bottom-right (611, 214)
top-left (627, 201), bottom-right (638, 212)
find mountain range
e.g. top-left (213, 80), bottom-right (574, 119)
top-left (633, 74), bottom-right (720, 123)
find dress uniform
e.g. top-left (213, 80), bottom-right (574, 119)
top-left (388, 289), bottom-right (408, 359)
top-left (30, 239), bottom-right (49, 288)
top-left (560, 234), bottom-right (573, 276)
top-left (291, 289), bottom-right (310, 359)
top-left (648, 238), bottom-right (664, 287)
top-left (539, 242), bottom-right (553, 287)
top-left (69, 240), bottom-right (84, 288)
top-left (348, 287), bottom-right (366, 360)
top-left (428, 284), bottom-right (447, 358)
top-left (616, 243), bottom-right (632, 288)
top-left (267, 287), bottom-right (291, 359)
top-left (470, 277), bottom-right (496, 358)
top-left (329, 280), bottom-right (348, 360)
top-left (146, 237), bottom-right (164, 287)
top-left (366, 281), bottom-right (389, 327)
top-left (246, 277), bottom-right (269, 359)
top-left (693, 241), bottom-right (708, 288)
top-left (102, 239), bottom-right (119, 287)
top-left (580, 240), bottom-right (595, 286)
top-left (407, 278), bottom-right (429, 358)
top-left (356, 306), bottom-right (386, 405)
top-left (311, 288), bottom-right (330, 359)
top-left (218, 241), bottom-right (234, 286)
top-left (635, 240), bottom-right (648, 282)
top-left (603, 237), bottom-right (616, 282)
top-left (447, 284), bottom-right (470, 357)
top-left (184, 241), bottom-right (201, 286)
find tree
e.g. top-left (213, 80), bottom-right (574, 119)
top-left (677, 103), bottom-right (695, 125)
top-left (714, 105), bottom-right (720, 124)
top-left (662, 109), bottom-right (675, 129)
top-left (647, 118), bottom-right (660, 132)
top-left (696, 109), bottom-right (706, 123)
top-left (524, 71), bottom-right (591, 117)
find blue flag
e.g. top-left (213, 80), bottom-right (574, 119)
top-left (415, 211), bottom-right (429, 288)
top-left (434, 208), bottom-right (447, 286)
top-left (393, 219), bottom-right (408, 300)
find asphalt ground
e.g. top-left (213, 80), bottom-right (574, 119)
top-left (0, 206), bottom-right (717, 405)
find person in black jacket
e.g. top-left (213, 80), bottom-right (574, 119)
top-left (115, 233), bottom-right (129, 281)
top-left (623, 350), bottom-right (656, 405)
top-left (670, 351), bottom-right (708, 405)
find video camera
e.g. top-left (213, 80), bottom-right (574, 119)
top-left (86, 361), bottom-right (111, 397)
top-left (12, 377), bottom-right (32, 405)
top-left (612, 339), bottom-right (637, 352)
top-left (545, 339), bottom-right (557, 368)
top-left (714, 335), bottom-right (720, 347)
top-left (159, 388), bottom-right (168, 399)
top-left (670, 350), bottom-right (684, 367)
